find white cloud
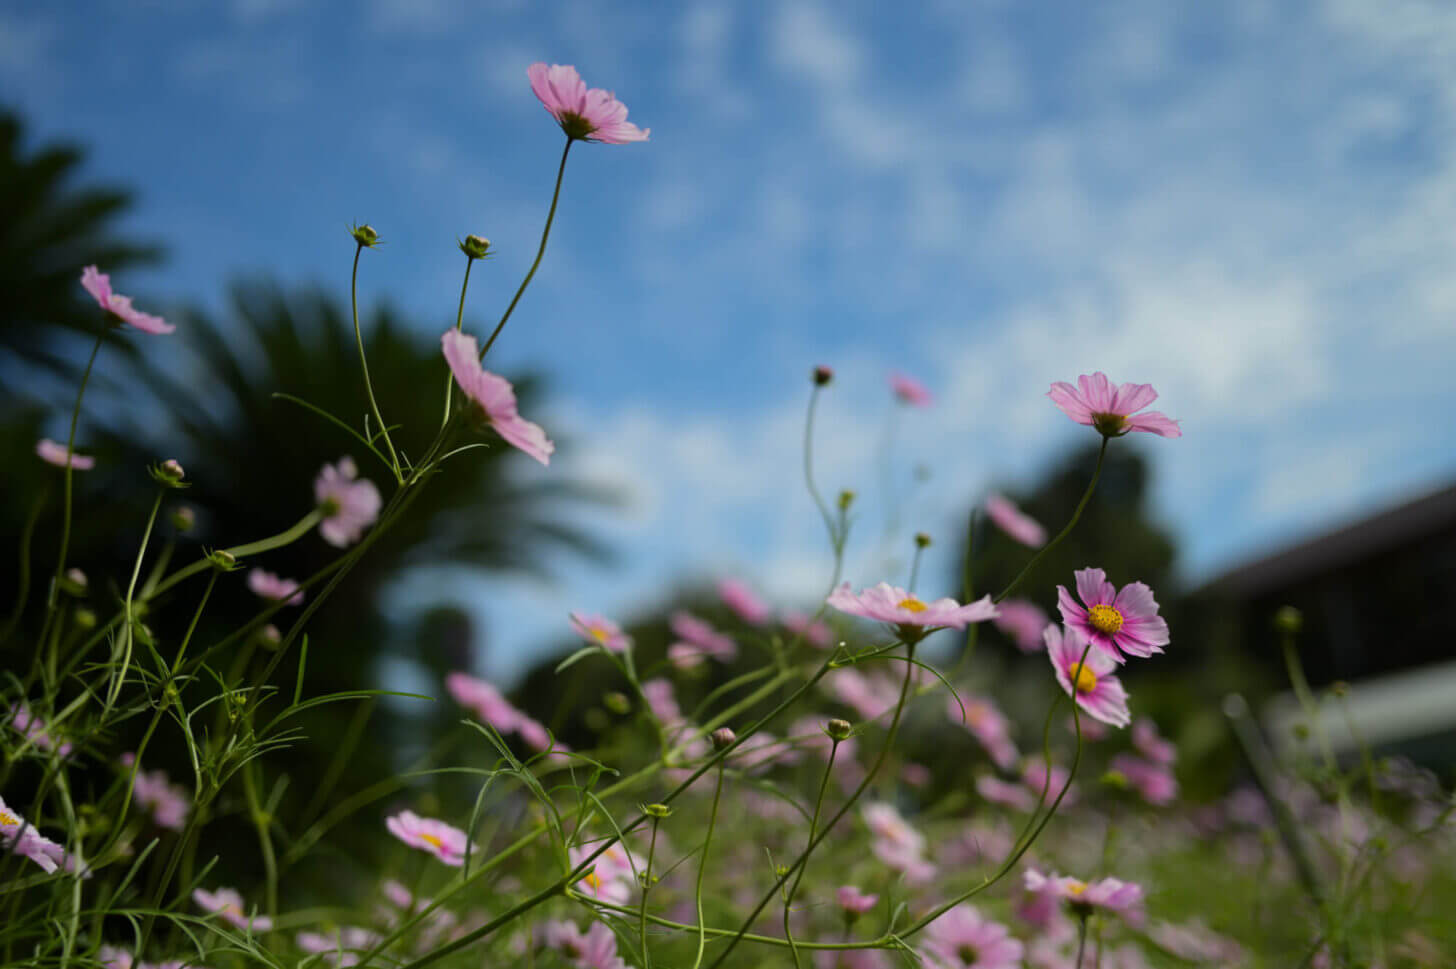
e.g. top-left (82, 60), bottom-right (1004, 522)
top-left (770, 1), bottom-right (864, 90)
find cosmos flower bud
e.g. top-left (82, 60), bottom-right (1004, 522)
top-left (74, 608), bottom-right (97, 630)
top-left (1273, 606), bottom-right (1303, 635)
top-left (710, 727), bottom-right (736, 751)
top-left (1331, 680), bottom-right (1349, 697)
top-left (150, 459), bottom-right (187, 488)
top-left (642, 803), bottom-right (672, 819)
top-left (812, 365), bottom-right (834, 386)
top-left (825, 718), bottom-right (852, 742)
top-left (170, 505), bottom-right (196, 532)
top-left (459, 235), bottom-right (491, 260)
top-left (837, 490), bottom-right (856, 512)
top-left (256, 624), bottom-right (282, 651)
top-left (603, 691), bottom-right (631, 715)
top-left (350, 223), bottom-right (380, 248)
top-left (914, 532), bottom-right (932, 549)
top-left (60, 569), bottom-right (87, 596)
top-left (208, 549), bottom-right (237, 570)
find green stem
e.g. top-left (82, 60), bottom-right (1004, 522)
top-left (149, 508), bottom-right (324, 600)
top-left (692, 765), bottom-right (726, 969)
top-left (43, 329), bottom-right (104, 620)
top-left (108, 489), bottom-right (165, 708)
top-left (784, 740), bottom-right (839, 968)
top-left (350, 242), bottom-right (402, 480)
top-left (441, 254), bottom-right (477, 427)
top-left (1075, 915), bottom-right (1088, 969)
top-left (803, 385), bottom-right (838, 546)
top-left (478, 138), bottom-right (572, 361)
top-left (0, 493), bottom-right (45, 647)
top-left (640, 817), bottom-right (660, 969)
top-left (995, 436), bottom-right (1108, 603)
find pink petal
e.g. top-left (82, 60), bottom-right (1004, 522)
top-left (1074, 568), bottom-right (1113, 608)
top-left (1077, 372), bottom-right (1116, 412)
top-left (1125, 411), bottom-right (1182, 437)
top-left (1110, 381), bottom-right (1158, 415)
top-left (1046, 381), bottom-right (1094, 424)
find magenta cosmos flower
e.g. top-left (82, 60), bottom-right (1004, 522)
top-left (1045, 624), bottom-right (1130, 728)
top-left (1024, 869), bottom-right (1143, 917)
top-left (569, 612), bottom-right (631, 653)
top-left (9, 703), bottom-right (74, 757)
top-left (1057, 568), bottom-right (1169, 662)
top-left (991, 599), bottom-right (1049, 653)
top-left (985, 493), bottom-right (1046, 547)
top-left (837, 885), bottom-right (879, 914)
top-left (36, 438), bottom-right (95, 470)
top-left (1111, 753), bottom-right (1179, 806)
top-left (1133, 718), bottom-right (1176, 765)
top-left (862, 801), bottom-right (935, 883)
top-left (889, 371), bottom-right (933, 407)
top-left (247, 569), bottom-right (304, 606)
top-left (828, 582), bottom-right (997, 638)
top-left (441, 330), bottom-right (554, 466)
top-left (567, 842), bottom-right (635, 905)
top-left (543, 919), bottom-right (631, 969)
top-left (781, 609), bottom-right (833, 647)
top-left (314, 457), bottom-right (381, 547)
top-left (667, 611), bottom-right (737, 667)
top-left (921, 904), bottom-right (1024, 969)
top-left (717, 577), bottom-right (771, 624)
top-left (193, 886), bottom-right (273, 931)
top-left (946, 694), bottom-right (1018, 769)
top-left (1047, 372), bottom-right (1180, 438)
top-left (120, 753), bottom-right (189, 831)
top-left (0, 796), bottom-right (68, 873)
top-left (528, 63), bottom-right (649, 144)
top-left (81, 265), bottom-right (174, 334)
top-left (386, 810), bottom-right (469, 866)
top-left (445, 672), bottom-right (560, 752)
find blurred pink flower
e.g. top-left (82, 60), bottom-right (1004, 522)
top-left (1046, 372), bottom-right (1180, 438)
top-left (314, 457), bottom-right (381, 547)
top-left (717, 577), bottom-right (771, 624)
top-left (386, 810), bottom-right (469, 866)
top-left (1057, 567), bottom-right (1169, 662)
top-left (991, 599), bottom-right (1049, 652)
top-left (1045, 624), bottom-right (1130, 728)
top-left (445, 671), bottom-right (562, 752)
top-left (831, 669), bottom-right (903, 721)
top-left (97, 946), bottom-right (135, 969)
top-left (731, 731), bottom-right (801, 774)
top-left (947, 694), bottom-right (1018, 769)
top-left (193, 886), bottom-right (273, 930)
top-left (1022, 760), bottom-right (1077, 807)
top-left (80, 265), bottom-right (174, 334)
top-left (568, 843), bottom-right (635, 905)
top-left (985, 493), bottom-right (1046, 547)
top-left (1132, 718), bottom-right (1177, 765)
top-left (569, 612), bottom-right (631, 653)
top-left (669, 611), bottom-right (737, 664)
top-left (528, 63), bottom-right (649, 144)
top-left (921, 904), bottom-right (1024, 969)
top-left (542, 919), bottom-right (631, 969)
top-left (976, 775), bottom-right (1034, 812)
top-left (441, 329), bottom-right (554, 465)
top-left (1111, 753), bottom-right (1179, 806)
top-left (814, 951), bottom-right (891, 969)
top-left (0, 795), bottom-right (68, 873)
top-left (120, 753), bottom-right (189, 830)
top-left (1023, 869), bottom-right (1143, 917)
top-left (640, 678), bottom-right (682, 723)
top-left (889, 371), bottom-right (933, 407)
top-left (1065, 712), bottom-right (1109, 742)
top-left (247, 569), bottom-right (303, 605)
top-left (837, 885), bottom-right (879, 914)
top-left (8, 703), bottom-right (73, 757)
top-left (781, 609), bottom-right (833, 647)
top-left (828, 582), bottom-right (997, 632)
top-left (862, 801), bottom-right (935, 883)
top-left (297, 927), bottom-right (381, 967)
top-left (35, 439), bottom-right (95, 470)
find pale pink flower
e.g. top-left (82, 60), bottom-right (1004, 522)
top-left (889, 371), bottom-right (933, 407)
top-left (386, 810), bottom-right (469, 866)
top-left (985, 493), bottom-right (1046, 547)
top-left (36, 439), bottom-right (94, 470)
top-left (314, 457), bottom-right (381, 547)
top-left (1057, 568), bottom-right (1169, 662)
top-left (528, 63), bottom-right (649, 144)
top-left (297, 927), bottom-right (381, 967)
top-left (1132, 718), bottom-right (1176, 765)
top-left (1022, 760), bottom-right (1078, 807)
top-left (1065, 713), bottom-right (1109, 742)
top-left (80, 265), bottom-right (173, 334)
top-left (542, 919), bottom-right (630, 969)
top-left (1046, 372), bottom-right (1180, 438)
top-left (247, 569), bottom-right (304, 606)
top-left (1146, 918), bottom-right (1244, 963)
top-left (569, 612), bottom-right (631, 653)
top-left (731, 731), bottom-right (801, 774)
top-left (921, 904), bottom-right (1024, 969)
top-left (0, 796), bottom-right (67, 873)
top-left (902, 762), bottom-right (931, 787)
top-left (568, 843), bottom-right (634, 905)
top-left (781, 609), bottom-right (833, 647)
top-left (1110, 753), bottom-right (1179, 806)
top-left (837, 885), bottom-right (879, 914)
top-left (947, 695), bottom-right (1018, 769)
top-left (445, 672), bottom-right (561, 752)
top-left (120, 753), bottom-right (189, 830)
top-left (1023, 869), bottom-right (1143, 916)
top-left (814, 951), bottom-right (891, 969)
top-left (97, 946), bottom-right (135, 969)
top-left (1046, 624), bottom-right (1130, 728)
top-left (441, 329), bottom-right (554, 465)
top-left (717, 577), bottom-right (771, 624)
top-left (992, 599), bottom-right (1049, 653)
top-left (193, 886), bottom-right (273, 931)
top-left (668, 611), bottom-right (737, 663)
top-left (640, 678), bottom-right (681, 723)
top-left (976, 775), bottom-right (1034, 812)
top-left (828, 582), bottom-right (998, 633)
top-left (831, 669), bottom-right (904, 721)
top-left (862, 802), bottom-right (935, 883)
top-left (8, 703), bottom-right (73, 757)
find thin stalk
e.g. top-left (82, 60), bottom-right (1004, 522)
top-left (995, 436), bottom-right (1108, 603)
top-left (478, 138), bottom-right (572, 360)
top-left (148, 508), bottom-right (324, 601)
top-left (350, 242), bottom-right (402, 480)
top-left (692, 765), bottom-right (726, 969)
top-left (108, 489), bottom-right (165, 708)
top-left (0, 492), bottom-right (45, 647)
top-left (639, 817), bottom-right (660, 969)
top-left (441, 253), bottom-right (477, 427)
top-left (1075, 915), bottom-right (1089, 969)
top-left (802, 384), bottom-right (837, 543)
top-left (784, 740), bottom-right (839, 968)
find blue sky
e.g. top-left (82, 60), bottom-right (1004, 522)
top-left (6, 0), bottom-right (1456, 682)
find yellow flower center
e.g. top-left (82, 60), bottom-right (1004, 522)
top-left (0, 810), bottom-right (18, 826)
top-left (590, 626), bottom-right (610, 644)
top-left (897, 597), bottom-right (928, 613)
top-left (584, 870), bottom-right (603, 893)
top-left (1088, 604), bottom-right (1124, 634)
top-left (1066, 880), bottom-right (1088, 896)
top-left (1072, 663), bottom-right (1098, 694)
top-left (421, 833), bottom-right (443, 849)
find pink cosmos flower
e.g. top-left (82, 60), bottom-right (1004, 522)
top-left (445, 672), bottom-right (562, 752)
top-left (781, 609), bottom-right (833, 647)
top-left (1046, 372), bottom-right (1180, 438)
top-left (985, 493), bottom-right (1046, 548)
top-left (1132, 718), bottom-right (1176, 765)
top-left (731, 731), bottom-right (801, 774)
top-left (832, 669), bottom-right (904, 721)
top-left (1057, 568), bottom-right (1169, 662)
top-left (976, 775), bottom-right (1034, 812)
top-left (441, 329), bottom-right (554, 465)
top-left (1065, 712), bottom-right (1109, 742)
top-left (992, 599), bottom-right (1049, 653)
top-left (947, 695), bottom-right (1018, 769)
top-left (528, 63), bottom-right (649, 144)
top-left (314, 457), bottom-right (382, 547)
top-left (889, 371), bottom-right (933, 407)
top-left (1147, 919), bottom-right (1245, 964)
top-left (247, 569), bottom-right (304, 606)
top-left (862, 801), bottom-right (935, 883)
top-left (193, 886), bottom-right (273, 931)
top-left (1045, 624), bottom-right (1130, 728)
top-left (640, 678), bottom-right (682, 723)
top-left (668, 611), bottom-right (737, 663)
top-left (921, 904), bottom-right (1024, 969)
top-left (1023, 869), bottom-right (1143, 916)
top-left (386, 810), bottom-right (469, 866)
top-left (97, 946), bottom-right (135, 969)
top-left (569, 612), bottom-right (631, 653)
top-left (36, 439), bottom-right (95, 470)
top-left (568, 843), bottom-right (635, 905)
top-left (8, 704), bottom-right (73, 757)
top-left (297, 927), bottom-right (381, 967)
top-left (1022, 760), bottom-right (1078, 807)
top-left (120, 753), bottom-right (189, 830)
top-left (542, 919), bottom-right (631, 969)
top-left (1110, 753), bottom-right (1179, 806)
top-left (827, 582), bottom-right (998, 634)
top-left (80, 265), bottom-right (174, 334)
top-left (814, 951), bottom-right (891, 969)
top-left (837, 885), bottom-right (879, 914)
top-left (717, 577), bottom-right (771, 624)
top-left (0, 796), bottom-right (68, 873)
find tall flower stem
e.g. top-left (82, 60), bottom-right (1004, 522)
top-left (479, 138), bottom-right (573, 361)
top-left (995, 437), bottom-right (1108, 603)
top-left (784, 738), bottom-right (840, 968)
top-left (41, 329), bottom-right (104, 629)
top-left (350, 242), bottom-right (402, 481)
top-left (106, 488), bottom-right (165, 709)
top-left (691, 764), bottom-right (726, 969)
top-left (639, 815), bottom-right (662, 969)
top-left (441, 253), bottom-right (478, 427)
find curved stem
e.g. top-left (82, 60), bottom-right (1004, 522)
top-left (784, 740), bottom-right (839, 968)
top-left (44, 329), bottom-right (104, 622)
top-left (441, 254), bottom-right (477, 427)
top-left (995, 437), bottom-right (1108, 603)
top-left (350, 242), bottom-right (402, 480)
top-left (692, 764), bottom-right (726, 969)
top-left (107, 489), bottom-right (165, 708)
top-left (479, 138), bottom-right (572, 361)
top-left (640, 817), bottom-right (660, 969)
top-left (148, 508), bottom-right (324, 600)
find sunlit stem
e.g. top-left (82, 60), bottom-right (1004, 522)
top-left (350, 242), bottom-right (402, 481)
top-left (107, 488), bottom-right (165, 709)
top-left (784, 738), bottom-right (839, 968)
top-left (640, 815), bottom-right (661, 969)
top-left (441, 253), bottom-right (477, 428)
top-left (692, 764), bottom-right (726, 969)
top-left (479, 137), bottom-right (573, 361)
top-left (995, 436), bottom-right (1109, 603)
